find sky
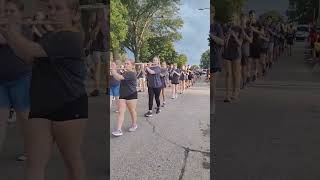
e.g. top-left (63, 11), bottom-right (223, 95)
top-left (126, 0), bottom-right (210, 65)
top-left (243, 0), bottom-right (289, 16)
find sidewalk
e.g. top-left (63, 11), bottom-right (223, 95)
top-left (110, 78), bottom-right (210, 180)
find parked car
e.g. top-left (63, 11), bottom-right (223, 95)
top-left (295, 25), bottom-right (310, 41)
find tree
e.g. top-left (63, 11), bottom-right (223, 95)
top-left (289, 0), bottom-right (319, 24)
top-left (200, 49), bottom-right (210, 69)
top-left (121, 0), bottom-right (183, 62)
top-left (110, 0), bottom-right (128, 60)
top-left (259, 10), bottom-right (285, 24)
top-left (213, 0), bottom-right (247, 23)
top-left (176, 54), bottom-right (188, 68)
top-left (191, 65), bottom-right (200, 70)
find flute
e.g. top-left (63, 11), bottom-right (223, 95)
top-left (80, 3), bottom-right (107, 10)
top-left (0, 19), bottom-right (63, 26)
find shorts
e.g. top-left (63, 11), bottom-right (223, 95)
top-left (92, 51), bottom-right (108, 64)
top-left (120, 92), bottom-right (138, 100)
top-left (261, 48), bottom-right (268, 55)
top-left (268, 43), bottom-right (274, 53)
top-left (0, 75), bottom-right (31, 111)
top-left (29, 95), bottom-right (88, 121)
top-left (109, 84), bottom-right (120, 97)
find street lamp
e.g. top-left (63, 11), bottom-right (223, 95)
top-left (198, 8), bottom-right (210, 11)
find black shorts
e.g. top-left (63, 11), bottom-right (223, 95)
top-left (241, 55), bottom-right (248, 66)
top-left (29, 95), bottom-right (88, 121)
top-left (120, 92), bottom-right (138, 100)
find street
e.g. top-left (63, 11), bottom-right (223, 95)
top-left (110, 78), bottom-right (210, 180)
top-left (214, 42), bottom-right (320, 180)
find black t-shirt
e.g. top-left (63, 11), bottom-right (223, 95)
top-left (30, 31), bottom-right (86, 115)
top-left (0, 25), bottom-right (33, 84)
top-left (171, 68), bottom-right (181, 82)
top-left (120, 71), bottom-right (137, 97)
top-left (109, 72), bottom-right (120, 87)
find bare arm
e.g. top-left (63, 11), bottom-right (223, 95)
top-left (0, 26), bottom-right (47, 64)
top-left (231, 31), bottom-right (243, 46)
top-left (111, 69), bottom-right (124, 81)
top-left (210, 34), bottom-right (225, 45)
top-left (145, 67), bottom-right (156, 74)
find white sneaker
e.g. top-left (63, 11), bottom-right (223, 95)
top-left (129, 124), bottom-right (138, 132)
top-left (8, 112), bottom-right (16, 123)
top-left (112, 129), bottom-right (123, 137)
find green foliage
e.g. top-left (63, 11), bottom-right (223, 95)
top-left (110, 0), bottom-right (128, 50)
top-left (289, 0), bottom-right (319, 24)
top-left (200, 49), bottom-right (210, 69)
top-left (176, 54), bottom-right (188, 68)
top-left (259, 10), bottom-right (285, 24)
top-left (120, 0), bottom-right (183, 62)
top-left (191, 65), bottom-right (200, 70)
top-left (213, 0), bottom-right (247, 23)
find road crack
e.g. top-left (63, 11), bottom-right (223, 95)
top-left (144, 117), bottom-right (210, 180)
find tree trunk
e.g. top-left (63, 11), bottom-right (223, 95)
top-left (112, 48), bottom-right (121, 63)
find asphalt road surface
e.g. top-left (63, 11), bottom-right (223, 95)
top-left (110, 78), bottom-right (210, 180)
top-left (214, 42), bottom-right (320, 180)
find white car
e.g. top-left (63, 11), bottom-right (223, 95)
top-left (296, 25), bottom-right (309, 41)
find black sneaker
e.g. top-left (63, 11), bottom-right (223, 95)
top-left (252, 75), bottom-right (256, 82)
top-left (246, 77), bottom-right (250, 84)
top-left (90, 89), bottom-right (100, 97)
top-left (144, 111), bottom-right (153, 117)
top-left (16, 154), bottom-right (27, 161)
top-left (156, 108), bottom-right (161, 114)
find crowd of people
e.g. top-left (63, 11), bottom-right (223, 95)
top-left (211, 5), bottom-right (296, 107)
top-left (0, 0), bottom-right (107, 179)
top-left (109, 56), bottom-right (201, 137)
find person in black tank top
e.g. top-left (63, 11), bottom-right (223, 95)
top-left (0, 1), bottom-right (88, 179)
top-left (287, 24), bottom-right (295, 56)
top-left (240, 13), bottom-right (253, 89)
top-left (223, 12), bottom-right (243, 103)
top-left (89, 9), bottom-right (108, 97)
top-left (258, 24), bottom-right (270, 78)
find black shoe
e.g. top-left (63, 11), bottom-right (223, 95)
top-left (252, 75), bottom-right (256, 82)
top-left (224, 98), bottom-right (231, 103)
top-left (156, 108), bottom-right (161, 114)
top-left (90, 89), bottom-right (100, 97)
top-left (144, 111), bottom-right (153, 117)
top-left (246, 77), bottom-right (250, 84)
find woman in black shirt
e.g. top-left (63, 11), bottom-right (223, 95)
top-left (160, 61), bottom-right (168, 107)
top-left (170, 63), bottom-right (181, 99)
top-left (0, 0), bottom-right (87, 179)
top-left (110, 60), bottom-right (138, 137)
top-left (223, 13), bottom-right (243, 102)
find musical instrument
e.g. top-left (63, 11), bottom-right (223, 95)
top-left (135, 63), bottom-right (159, 67)
top-left (80, 3), bottom-right (107, 10)
top-left (0, 19), bottom-right (63, 26)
